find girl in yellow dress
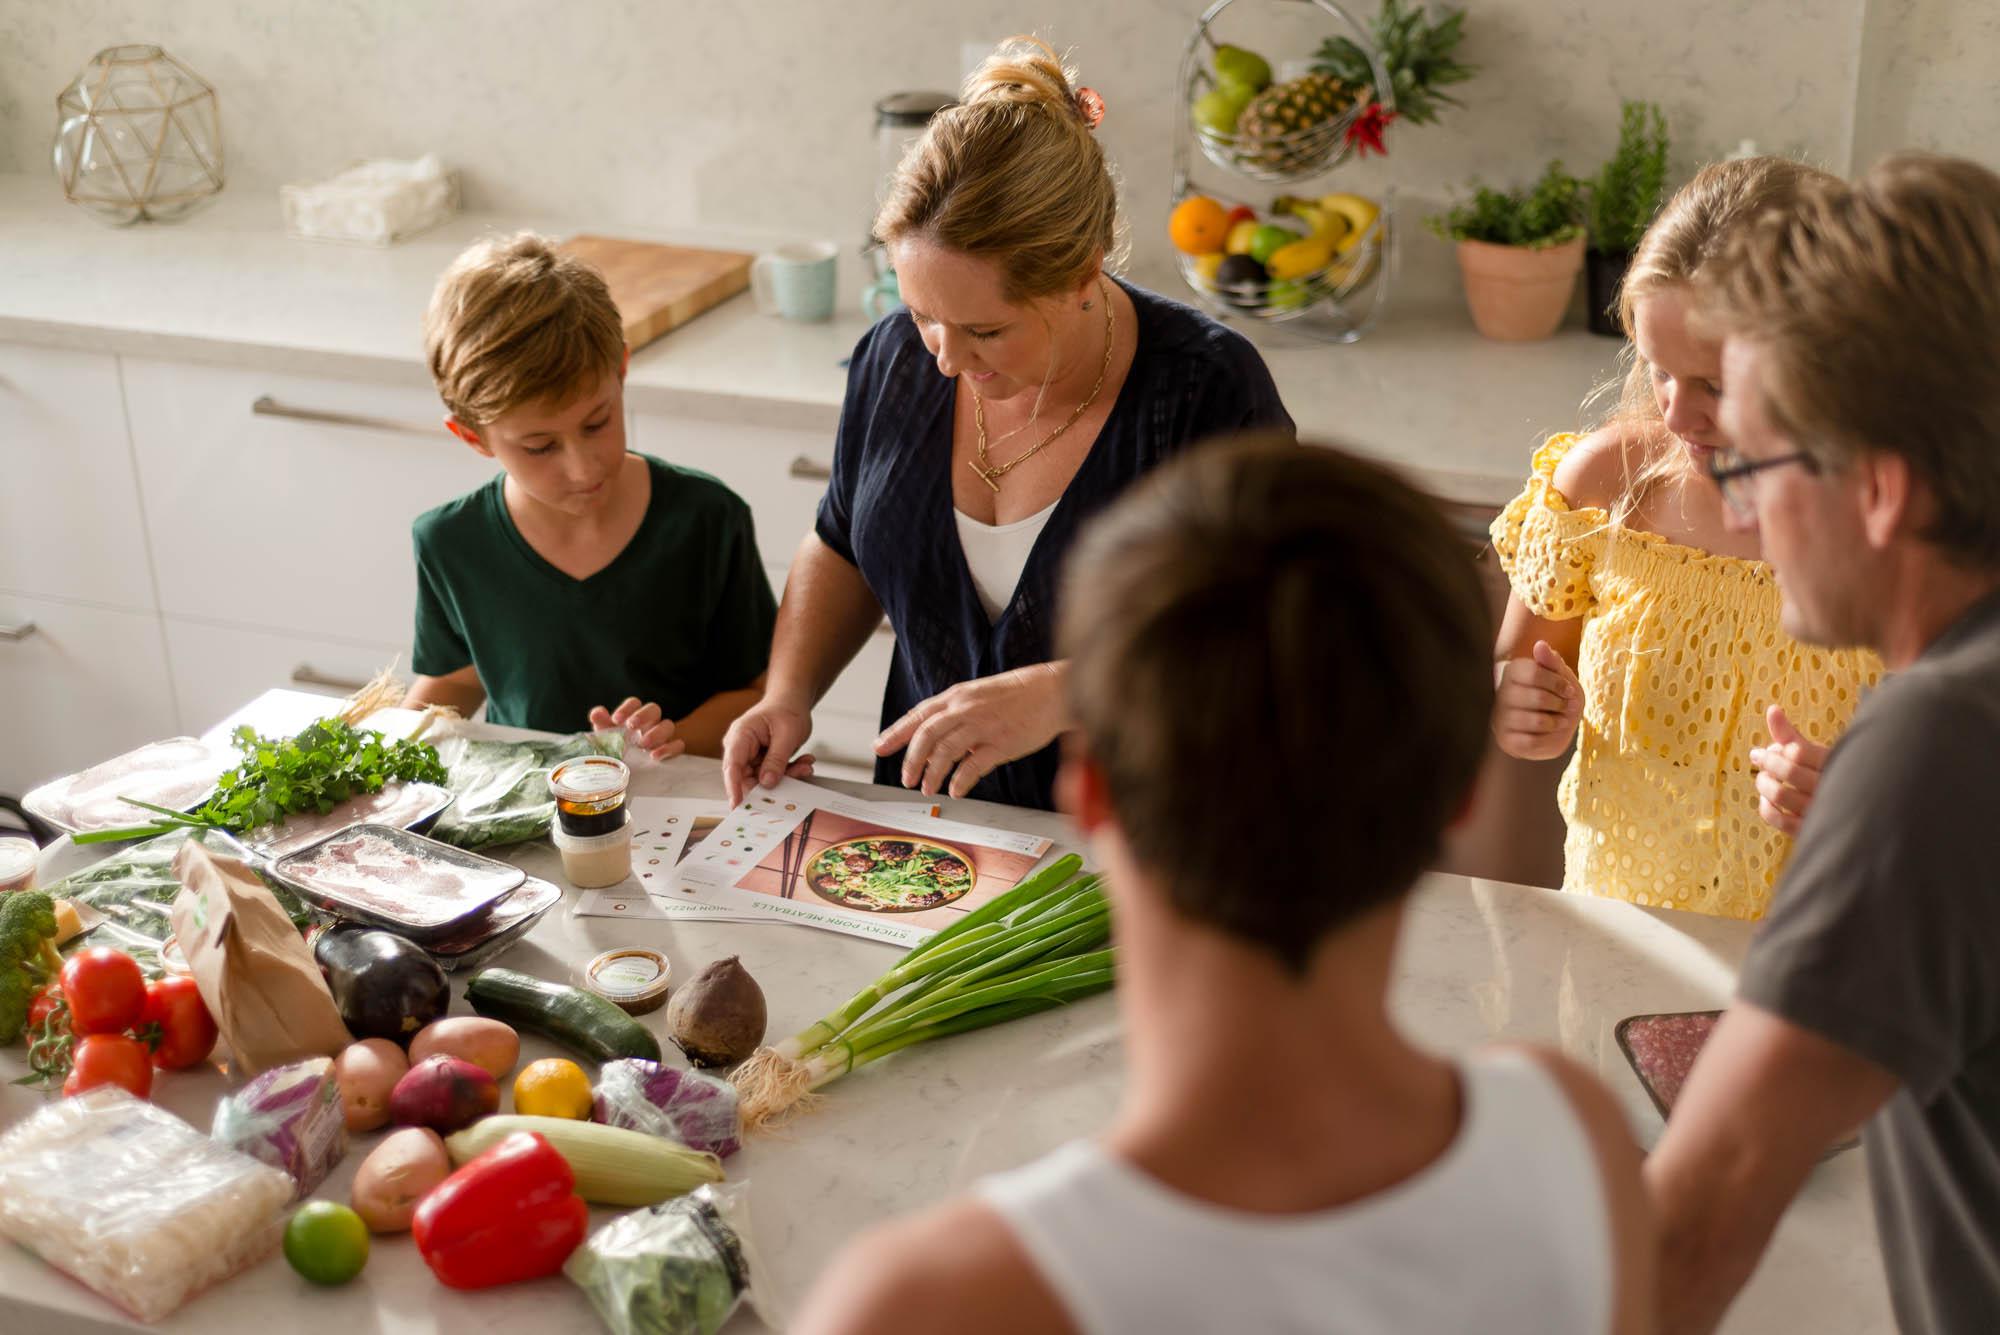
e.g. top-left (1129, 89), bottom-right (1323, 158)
top-left (1490, 157), bottom-right (1882, 919)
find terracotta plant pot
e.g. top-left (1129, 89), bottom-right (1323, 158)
top-left (1454, 235), bottom-right (1586, 342)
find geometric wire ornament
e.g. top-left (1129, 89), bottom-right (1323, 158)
top-left (53, 45), bottom-right (224, 225)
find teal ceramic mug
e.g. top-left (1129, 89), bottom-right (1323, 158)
top-left (861, 268), bottom-right (903, 322)
top-left (751, 241), bottom-right (838, 322)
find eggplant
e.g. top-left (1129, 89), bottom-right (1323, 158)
top-left (315, 925), bottom-right (450, 1044)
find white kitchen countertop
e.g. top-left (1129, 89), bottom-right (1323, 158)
top-left (0, 175), bottom-right (1623, 508)
top-left (0, 690), bottom-right (1889, 1334)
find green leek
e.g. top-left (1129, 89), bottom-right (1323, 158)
top-left (731, 855), bottom-right (1116, 1129)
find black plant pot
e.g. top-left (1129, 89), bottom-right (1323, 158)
top-left (1585, 248), bottom-right (1632, 338)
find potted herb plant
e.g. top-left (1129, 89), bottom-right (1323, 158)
top-left (1428, 161), bottom-right (1585, 342)
top-left (1585, 100), bottom-right (1670, 337)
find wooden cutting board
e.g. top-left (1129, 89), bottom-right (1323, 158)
top-left (557, 234), bottom-right (753, 350)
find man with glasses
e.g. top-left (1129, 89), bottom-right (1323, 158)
top-left (1649, 152), bottom-right (2000, 1334)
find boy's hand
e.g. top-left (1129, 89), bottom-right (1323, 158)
top-left (1493, 640), bottom-right (1584, 761)
top-left (1750, 705), bottom-right (1829, 837)
top-left (590, 697), bottom-right (687, 763)
top-left (720, 699), bottom-right (817, 807)
top-left (876, 662), bottom-right (1067, 800)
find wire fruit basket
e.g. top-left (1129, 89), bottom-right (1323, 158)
top-left (1171, 0), bottom-right (1396, 343)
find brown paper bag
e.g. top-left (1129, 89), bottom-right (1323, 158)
top-left (170, 839), bottom-right (352, 1076)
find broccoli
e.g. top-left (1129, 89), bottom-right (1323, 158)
top-left (0, 890), bottom-right (63, 1044)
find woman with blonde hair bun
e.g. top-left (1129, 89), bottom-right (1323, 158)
top-left (723, 36), bottom-right (1292, 811)
top-left (1489, 155), bottom-right (1882, 919)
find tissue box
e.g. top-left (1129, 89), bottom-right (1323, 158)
top-left (281, 156), bottom-right (460, 246)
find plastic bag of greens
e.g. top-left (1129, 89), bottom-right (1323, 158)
top-left (44, 829), bottom-right (316, 974)
top-left (565, 1183), bottom-right (775, 1335)
top-left (428, 733), bottom-right (623, 850)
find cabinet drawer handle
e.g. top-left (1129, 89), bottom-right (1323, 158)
top-left (0, 618), bottom-right (37, 641)
top-left (291, 663), bottom-right (370, 692)
top-left (788, 455), bottom-right (833, 482)
top-left (253, 395), bottom-right (435, 438)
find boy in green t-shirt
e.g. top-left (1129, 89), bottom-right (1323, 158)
top-left (403, 233), bottom-right (776, 758)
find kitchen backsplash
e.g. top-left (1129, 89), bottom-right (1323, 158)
top-left (1, 0), bottom-right (1992, 282)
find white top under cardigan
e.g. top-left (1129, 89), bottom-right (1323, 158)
top-left (955, 500), bottom-right (1060, 624)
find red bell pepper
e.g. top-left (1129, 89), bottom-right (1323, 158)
top-left (412, 1131), bottom-right (588, 1289)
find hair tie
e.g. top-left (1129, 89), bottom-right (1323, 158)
top-left (1074, 86), bottom-right (1105, 130)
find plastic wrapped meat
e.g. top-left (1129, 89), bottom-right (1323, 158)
top-left (241, 782), bottom-right (454, 858)
top-left (22, 737), bottom-right (233, 834)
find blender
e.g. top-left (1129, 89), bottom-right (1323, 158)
top-left (863, 91), bottom-right (955, 320)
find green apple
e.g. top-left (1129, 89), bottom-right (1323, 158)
top-left (1248, 223), bottom-right (1303, 265)
top-left (1267, 279), bottom-right (1313, 311)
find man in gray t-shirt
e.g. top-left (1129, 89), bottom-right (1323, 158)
top-left (1646, 153), bottom-right (2000, 1334)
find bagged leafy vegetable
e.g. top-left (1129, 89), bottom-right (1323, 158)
top-left (594, 1060), bottom-right (742, 1159)
top-left (42, 829), bottom-right (317, 975)
top-left (212, 1056), bottom-right (349, 1198)
top-left (428, 733), bottom-right (623, 850)
top-left (565, 1183), bottom-right (773, 1335)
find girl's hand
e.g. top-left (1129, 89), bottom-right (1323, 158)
top-left (1494, 640), bottom-right (1584, 761)
top-left (876, 663), bottom-right (1068, 800)
top-left (590, 697), bottom-right (686, 763)
top-left (1750, 705), bottom-right (1828, 837)
top-left (719, 696), bottom-right (817, 807)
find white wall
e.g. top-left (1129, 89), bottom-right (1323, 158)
top-left (0, 0), bottom-right (1987, 282)
top-left (1852, 0), bottom-right (2000, 171)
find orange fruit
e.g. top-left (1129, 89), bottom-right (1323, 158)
top-left (1168, 196), bottom-right (1230, 256)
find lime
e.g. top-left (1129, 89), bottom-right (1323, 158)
top-left (284, 1201), bottom-right (370, 1286)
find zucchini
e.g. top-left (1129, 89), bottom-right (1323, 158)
top-left (465, 967), bottom-right (660, 1063)
top-left (445, 1114), bottom-right (722, 1206)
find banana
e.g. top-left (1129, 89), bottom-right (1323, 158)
top-left (1266, 232), bottom-right (1337, 281)
top-left (1315, 192), bottom-right (1380, 254)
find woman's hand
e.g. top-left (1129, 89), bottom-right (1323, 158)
top-left (1493, 640), bottom-right (1584, 761)
top-left (589, 697), bottom-right (687, 763)
top-left (1750, 705), bottom-right (1828, 837)
top-left (720, 695), bottom-right (818, 807)
top-left (876, 662), bottom-right (1068, 799)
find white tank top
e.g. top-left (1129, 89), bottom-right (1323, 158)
top-left (975, 1050), bottom-right (1613, 1335)
top-left (955, 500), bottom-right (1059, 623)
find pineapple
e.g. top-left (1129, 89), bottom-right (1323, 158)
top-left (1232, 73), bottom-right (1358, 173)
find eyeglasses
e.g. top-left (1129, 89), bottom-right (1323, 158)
top-left (1705, 447), bottom-right (1821, 516)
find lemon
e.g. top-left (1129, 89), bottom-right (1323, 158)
top-left (514, 1057), bottom-right (593, 1119)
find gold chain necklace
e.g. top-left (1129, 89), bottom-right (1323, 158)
top-left (969, 281), bottom-right (1115, 493)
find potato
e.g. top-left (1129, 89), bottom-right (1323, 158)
top-left (390, 1054), bottom-right (499, 1132)
top-left (408, 1016), bottom-right (520, 1080)
top-left (334, 1038), bottom-right (410, 1133)
top-left (351, 1127), bottom-right (450, 1233)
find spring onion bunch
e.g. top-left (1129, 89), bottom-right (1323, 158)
top-left (731, 854), bottom-right (1115, 1130)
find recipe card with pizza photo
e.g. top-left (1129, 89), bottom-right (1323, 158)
top-left (674, 779), bottom-right (1055, 946)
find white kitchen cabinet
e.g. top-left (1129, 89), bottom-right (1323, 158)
top-left (161, 616), bottom-right (403, 740)
top-left (635, 411), bottom-right (893, 778)
top-left (0, 342), bottom-right (157, 610)
top-left (633, 413), bottom-right (833, 573)
top-left (120, 359), bottom-right (490, 647)
top-left (0, 592), bottom-right (177, 798)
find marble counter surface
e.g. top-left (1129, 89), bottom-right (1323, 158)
top-left (0, 691), bottom-right (1888, 1333)
top-left (0, 176), bottom-right (1621, 508)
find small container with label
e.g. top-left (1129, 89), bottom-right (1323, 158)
top-left (551, 815), bottom-right (635, 889)
top-left (582, 947), bottom-right (673, 1014)
top-left (0, 837), bottom-right (38, 893)
top-left (549, 756), bottom-right (632, 837)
